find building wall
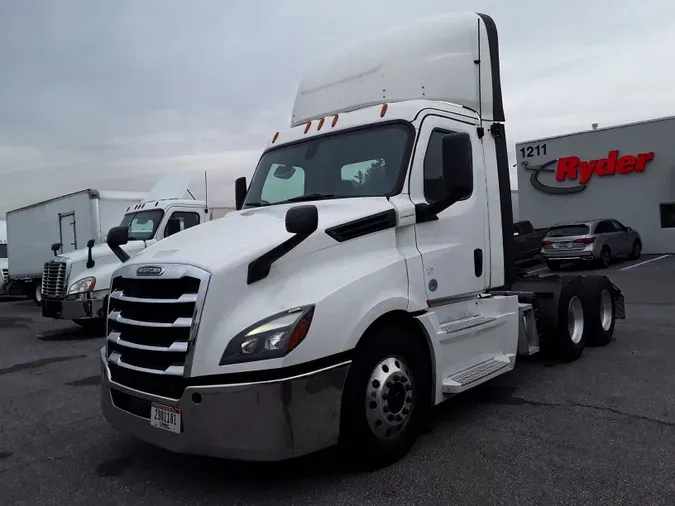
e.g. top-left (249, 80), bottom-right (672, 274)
top-left (516, 116), bottom-right (675, 254)
top-left (511, 189), bottom-right (519, 221)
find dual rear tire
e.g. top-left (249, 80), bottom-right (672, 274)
top-left (537, 275), bottom-right (617, 362)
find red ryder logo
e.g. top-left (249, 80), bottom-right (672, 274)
top-left (556, 150), bottom-right (654, 184)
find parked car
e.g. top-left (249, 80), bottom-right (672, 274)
top-left (513, 220), bottom-right (550, 263)
top-left (540, 218), bottom-right (642, 270)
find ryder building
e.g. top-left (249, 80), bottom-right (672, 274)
top-left (516, 115), bottom-right (675, 254)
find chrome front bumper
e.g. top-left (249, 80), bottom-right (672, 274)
top-left (42, 296), bottom-right (107, 320)
top-left (100, 348), bottom-right (351, 461)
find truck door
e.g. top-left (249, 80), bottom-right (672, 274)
top-left (162, 209), bottom-right (202, 239)
top-left (409, 115), bottom-right (489, 301)
top-left (58, 212), bottom-right (77, 253)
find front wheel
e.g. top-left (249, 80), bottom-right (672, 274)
top-left (34, 283), bottom-right (43, 306)
top-left (338, 321), bottom-right (431, 470)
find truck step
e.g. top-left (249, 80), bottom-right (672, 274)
top-left (440, 315), bottom-right (496, 334)
top-left (442, 355), bottom-right (513, 394)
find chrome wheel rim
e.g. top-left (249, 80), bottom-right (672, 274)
top-left (600, 289), bottom-right (613, 331)
top-left (365, 356), bottom-right (414, 440)
top-left (567, 295), bottom-right (584, 344)
top-left (35, 285), bottom-right (42, 303)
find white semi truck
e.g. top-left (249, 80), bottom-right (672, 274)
top-left (100, 12), bottom-right (625, 469)
top-left (41, 173), bottom-right (232, 329)
top-left (6, 189), bottom-right (146, 303)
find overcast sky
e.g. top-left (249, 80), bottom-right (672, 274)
top-left (1, 0), bottom-right (674, 216)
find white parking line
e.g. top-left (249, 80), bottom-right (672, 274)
top-left (528, 267), bottom-right (548, 274)
top-left (620, 254), bottom-right (671, 271)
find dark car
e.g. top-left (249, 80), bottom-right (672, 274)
top-left (513, 220), bottom-right (550, 263)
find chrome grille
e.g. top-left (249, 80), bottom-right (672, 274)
top-left (1, 269), bottom-right (8, 285)
top-left (42, 261), bottom-right (69, 298)
top-left (106, 264), bottom-right (210, 399)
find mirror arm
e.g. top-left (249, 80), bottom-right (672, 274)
top-left (414, 192), bottom-right (462, 224)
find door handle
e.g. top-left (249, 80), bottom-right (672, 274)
top-left (474, 249), bottom-right (483, 277)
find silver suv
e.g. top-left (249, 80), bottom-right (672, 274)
top-left (541, 218), bottom-right (642, 270)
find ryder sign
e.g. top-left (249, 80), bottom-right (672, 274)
top-left (525, 150), bottom-right (654, 195)
top-left (556, 150), bottom-right (654, 184)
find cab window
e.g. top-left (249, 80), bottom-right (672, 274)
top-left (164, 211), bottom-right (201, 238)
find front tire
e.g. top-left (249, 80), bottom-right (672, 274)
top-left (339, 321), bottom-right (431, 470)
top-left (34, 283), bottom-right (43, 306)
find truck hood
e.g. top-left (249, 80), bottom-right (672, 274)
top-left (127, 197), bottom-right (396, 270)
top-left (58, 241), bottom-right (147, 266)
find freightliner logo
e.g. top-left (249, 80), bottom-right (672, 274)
top-left (523, 150), bottom-right (655, 195)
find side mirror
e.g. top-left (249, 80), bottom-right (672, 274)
top-left (235, 177), bottom-right (247, 211)
top-left (165, 218), bottom-right (181, 237)
top-left (285, 205), bottom-right (319, 236)
top-left (51, 242), bottom-right (61, 256)
top-left (626, 226), bottom-right (632, 232)
top-left (416, 132), bottom-right (473, 223)
top-left (86, 239), bottom-right (96, 269)
top-left (106, 226), bottom-right (130, 263)
top-left (441, 132), bottom-right (473, 199)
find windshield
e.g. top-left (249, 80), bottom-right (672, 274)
top-left (547, 225), bottom-right (590, 237)
top-left (0, 244), bottom-right (6, 259)
top-left (118, 209), bottom-right (165, 241)
top-left (243, 123), bottom-right (414, 207)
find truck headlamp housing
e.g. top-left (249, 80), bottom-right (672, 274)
top-left (220, 305), bottom-right (315, 365)
top-left (68, 276), bottom-right (96, 295)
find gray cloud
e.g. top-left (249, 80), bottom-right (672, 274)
top-left (1, 0), bottom-right (674, 215)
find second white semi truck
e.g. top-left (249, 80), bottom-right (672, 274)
top-left (41, 173), bottom-right (232, 329)
top-left (99, 12), bottom-right (625, 469)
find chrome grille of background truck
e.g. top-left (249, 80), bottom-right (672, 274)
top-left (42, 260), bottom-right (69, 298)
top-left (106, 264), bottom-right (210, 399)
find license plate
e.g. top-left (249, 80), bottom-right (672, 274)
top-left (554, 241), bottom-right (572, 248)
top-left (150, 402), bottom-right (181, 434)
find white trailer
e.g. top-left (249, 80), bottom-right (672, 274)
top-left (100, 12), bottom-right (626, 469)
top-left (6, 189), bottom-right (145, 302)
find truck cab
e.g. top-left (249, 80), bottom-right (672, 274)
top-left (41, 174), bottom-right (214, 327)
top-left (99, 12), bottom-right (624, 468)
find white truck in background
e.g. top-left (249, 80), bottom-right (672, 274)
top-left (0, 220), bottom-right (8, 296)
top-left (6, 189), bottom-right (146, 303)
top-left (41, 173), bottom-right (233, 329)
top-left (100, 12), bottom-right (625, 469)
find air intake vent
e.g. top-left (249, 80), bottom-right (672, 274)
top-left (42, 261), bottom-right (69, 298)
top-left (325, 210), bottom-right (396, 242)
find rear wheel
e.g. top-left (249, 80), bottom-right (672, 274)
top-left (599, 247), bottom-right (612, 269)
top-left (629, 240), bottom-right (642, 260)
top-left (579, 275), bottom-right (616, 346)
top-left (536, 275), bottom-right (587, 362)
top-left (339, 321), bottom-right (431, 470)
top-left (546, 260), bottom-right (562, 271)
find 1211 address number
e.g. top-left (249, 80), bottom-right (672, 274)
top-left (519, 143), bottom-right (547, 158)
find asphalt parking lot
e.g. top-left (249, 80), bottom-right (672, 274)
top-left (1, 255), bottom-right (675, 506)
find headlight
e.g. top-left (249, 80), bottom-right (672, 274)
top-left (219, 305), bottom-right (315, 365)
top-left (68, 277), bottom-right (96, 295)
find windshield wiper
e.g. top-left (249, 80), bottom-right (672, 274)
top-left (278, 193), bottom-right (336, 204)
